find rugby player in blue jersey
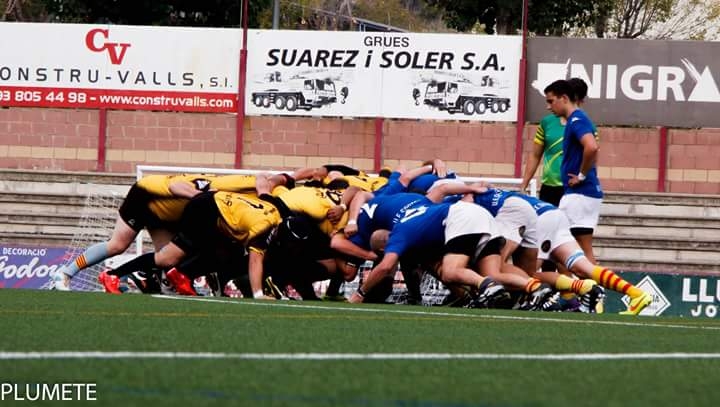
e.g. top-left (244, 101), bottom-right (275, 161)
top-left (512, 193), bottom-right (652, 315)
top-left (544, 79), bottom-right (602, 264)
top-left (334, 180), bottom-right (491, 305)
top-left (454, 185), bottom-right (556, 307)
top-left (347, 197), bottom-right (512, 308)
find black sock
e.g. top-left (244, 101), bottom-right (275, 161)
top-left (324, 276), bottom-right (344, 297)
top-left (108, 252), bottom-right (157, 277)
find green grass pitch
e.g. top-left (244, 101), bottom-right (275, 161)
top-left (2, 289), bottom-right (720, 406)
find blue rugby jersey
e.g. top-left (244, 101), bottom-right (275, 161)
top-left (509, 192), bottom-right (557, 216)
top-left (349, 192), bottom-right (430, 250)
top-left (562, 109), bottom-right (603, 198)
top-left (470, 188), bottom-right (514, 217)
top-left (384, 202), bottom-right (451, 256)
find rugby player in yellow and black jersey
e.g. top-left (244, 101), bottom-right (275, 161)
top-left (55, 172), bottom-right (286, 291)
top-left (253, 182), bottom-right (375, 300)
top-left (151, 189), bottom-right (283, 299)
top-left (83, 173), bottom-right (291, 294)
top-left (292, 164), bottom-right (392, 193)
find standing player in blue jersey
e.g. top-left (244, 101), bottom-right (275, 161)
top-left (544, 79), bottom-right (602, 264)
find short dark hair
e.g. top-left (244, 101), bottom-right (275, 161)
top-left (567, 77), bottom-right (588, 103)
top-left (544, 79), bottom-right (575, 101)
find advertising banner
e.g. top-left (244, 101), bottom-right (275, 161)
top-left (0, 23), bottom-right (240, 112)
top-left (246, 29), bottom-right (521, 121)
top-left (527, 37), bottom-right (720, 127)
top-left (604, 271), bottom-right (720, 318)
top-left (0, 246), bottom-right (66, 289)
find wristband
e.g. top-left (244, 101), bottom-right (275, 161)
top-left (577, 172), bottom-right (586, 182)
top-left (347, 219), bottom-right (357, 225)
top-left (339, 203), bottom-right (348, 211)
top-left (356, 287), bottom-right (366, 298)
top-left (253, 290), bottom-right (265, 299)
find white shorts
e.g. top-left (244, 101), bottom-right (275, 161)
top-left (444, 201), bottom-right (500, 253)
top-left (536, 209), bottom-right (576, 260)
top-left (495, 196), bottom-right (538, 248)
top-left (559, 193), bottom-right (602, 229)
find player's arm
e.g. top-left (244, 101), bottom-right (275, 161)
top-left (568, 133), bottom-right (599, 187)
top-left (348, 252), bottom-right (399, 303)
top-left (578, 133), bottom-right (599, 174)
top-left (246, 226), bottom-right (277, 300)
top-left (327, 186), bottom-right (361, 224)
top-left (398, 162), bottom-right (435, 187)
top-left (255, 173), bottom-right (292, 196)
top-left (425, 182), bottom-right (486, 203)
top-left (521, 142), bottom-right (544, 192)
top-left (323, 164), bottom-right (361, 176)
top-left (168, 180), bottom-right (206, 198)
top-left (330, 233), bottom-right (378, 263)
top-left (137, 175), bottom-right (187, 197)
top-left (344, 190), bottom-right (375, 237)
top-left (247, 248), bottom-right (269, 299)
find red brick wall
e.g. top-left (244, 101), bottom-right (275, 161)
top-left (0, 108), bottom-right (98, 171)
top-left (1, 106), bottom-right (719, 194)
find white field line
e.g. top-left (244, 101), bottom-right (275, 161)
top-left (2, 351), bottom-right (720, 361)
top-left (152, 295), bottom-right (720, 331)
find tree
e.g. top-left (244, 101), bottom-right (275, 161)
top-left (427, 0), bottom-right (615, 36)
top-left (626, 0), bottom-right (720, 40)
top-left (2, 0), bottom-right (50, 21)
top-left (604, 0), bottom-right (674, 38)
top-left (32, 0), bottom-right (271, 27)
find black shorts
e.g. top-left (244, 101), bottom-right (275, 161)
top-left (171, 192), bottom-right (222, 255)
top-left (539, 185), bottom-right (564, 207)
top-left (118, 183), bottom-right (164, 232)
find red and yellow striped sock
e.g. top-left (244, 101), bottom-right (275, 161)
top-left (554, 274), bottom-right (594, 295)
top-left (524, 278), bottom-right (542, 293)
top-left (572, 279), bottom-right (595, 295)
top-left (74, 255), bottom-right (88, 269)
top-left (591, 266), bottom-right (643, 298)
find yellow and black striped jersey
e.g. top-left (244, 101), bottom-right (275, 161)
top-left (138, 174), bottom-right (261, 222)
top-left (277, 186), bottom-right (348, 236)
top-left (213, 192), bottom-right (282, 252)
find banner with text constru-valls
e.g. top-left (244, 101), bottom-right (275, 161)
top-left (0, 23), bottom-right (240, 112)
top-left (246, 29), bottom-right (521, 121)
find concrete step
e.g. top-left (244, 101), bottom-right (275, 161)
top-left (0, 180), bottom-right (129, 196)
top-left (604, 192), bottom-right (720, 207)
top-left (0, 168), bottom-right (135, 185)
top-left (599, 214), bottom-right (720, 229)
top-left (601, 202), bottom-right (720, 219)
top-left (0, 231), bottom-right (75, 246)
top-left (0, 211), bottom-right (115, 226)
top-left (593, 246), bottom-right (720, 267)
top-left (595, 224), bottom-right (720, 241)
top-left (1, 222), bottom-right (112, 238)
top-left (594, 235), bottom-right (719, 251)
top-left (0, 193), bottom-right (122, 216)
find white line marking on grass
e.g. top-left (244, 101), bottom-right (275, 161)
top-left (3, 351), bottom-right (720, 361)
top-left (152, 295), bottom-right (720, 331)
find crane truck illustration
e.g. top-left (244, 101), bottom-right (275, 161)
top-left (414, 74), bottom-right (511, 116)
top-left (251, 71), bottom-right (349, 111)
